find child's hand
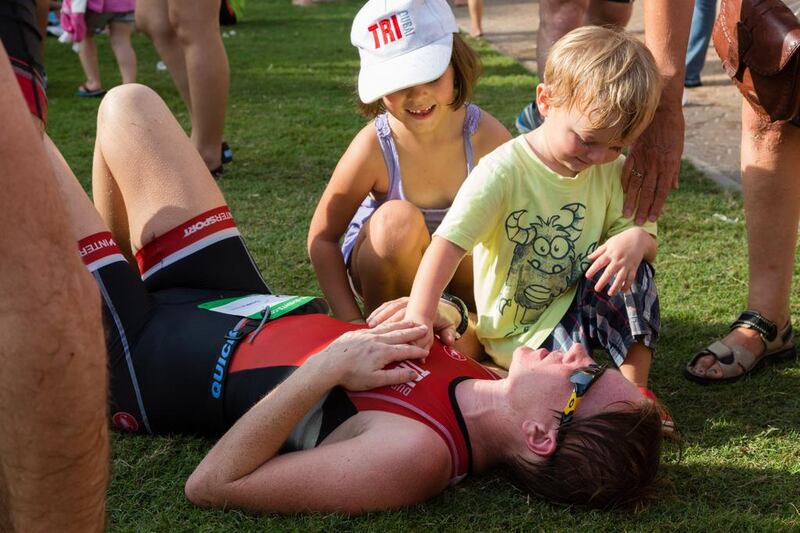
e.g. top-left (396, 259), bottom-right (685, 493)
top-left (366, 297), bottom-right (410, 327)
top-left (399, 309), bottom-right (434, 354)
top-left (367, 296), bottom-right (460, 347)
top-left (585, 230), bottom-right (648, 296)
top-left (367, 298), bottom-right (440, 356)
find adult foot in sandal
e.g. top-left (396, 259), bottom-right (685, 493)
top-left (76, 84), bottom-right (107, 98)
top-left (685, 310), bottom-right (796, 384)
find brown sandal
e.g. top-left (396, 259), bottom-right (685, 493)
top-left (684, 310), bottom-right (796, 385)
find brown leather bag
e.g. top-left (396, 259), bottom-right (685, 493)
top-left (713, 0), bottom-right (800, 121)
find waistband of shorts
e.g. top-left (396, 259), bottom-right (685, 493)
top-left (78, 231), bottom-right (127, 272)
top-left (10, 55), bottom-right (47, 125)
top-left (135, 206), bottom-right (240, 279)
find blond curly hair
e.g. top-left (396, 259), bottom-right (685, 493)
top-left (543, 26), bottom-right (662, 142)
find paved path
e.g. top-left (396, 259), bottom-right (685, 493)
top-left (454, 0), bottom-right (742, 189)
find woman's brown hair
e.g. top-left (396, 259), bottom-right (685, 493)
top-left (506, 401), bottom-right (663, 509)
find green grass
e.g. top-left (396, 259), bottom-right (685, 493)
top-left (43, 1), bottom-right (800, 530)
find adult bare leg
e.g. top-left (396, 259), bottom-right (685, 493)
top-left (688, 102), bottom-right (800, 380)
top-left (0, 45), bottom-right (107, 533)
top-left (467, 0), bottom-right (484, 37)
top-left (109, 20), bottom-right (137, 85)
top-left (92, 83), bottom-right (226, 251)
top-left (536, 0), bottom-right (590, 76)
top-left (740, 108), bottom-right (800, 331)
top-left (35, 0), bottom-right (49, 38)
top-left (168, 0), bottom-right (229, 171)
top-left (537, 0), bottom-right (632, 76)
top-left (584, 0), bottom-right (632, 27)
top-left (135, 0), bottom-right (192, 109)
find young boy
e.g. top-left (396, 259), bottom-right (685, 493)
top-left (401, 26), bottom-right (670, 427)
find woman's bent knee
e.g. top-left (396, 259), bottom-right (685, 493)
top-left (98, 84), bottom-right (160, 126)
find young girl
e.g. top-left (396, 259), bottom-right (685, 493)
top-left (60, 0), bottom-right (137, 97)
top-left (307, 0), bottom-right (510, 323)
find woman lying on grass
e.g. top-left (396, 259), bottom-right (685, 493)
top-left (54, 84), bottom-right (662, 512)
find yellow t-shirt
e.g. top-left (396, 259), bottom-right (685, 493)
top-left (434, 136), bottom-right (656, 368)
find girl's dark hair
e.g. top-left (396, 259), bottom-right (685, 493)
top-left (357, 33), bottom-right (481, 118)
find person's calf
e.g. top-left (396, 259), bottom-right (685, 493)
top-left (0, 263), bottom-right (108, 532)
top-left (619, 341), bottom-right (652, 389)
top-left (584, 0), bottom-right (632, 27)
top-left (620, 342), bottom-right (675, 435)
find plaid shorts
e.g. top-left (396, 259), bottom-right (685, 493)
top-left (540, 262), bottom-right (659, 367)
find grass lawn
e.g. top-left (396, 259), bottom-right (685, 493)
top-left (43, 1), bottom-right (800, 530)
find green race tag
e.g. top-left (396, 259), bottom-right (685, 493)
top-left (198, 294), bottom-right (317, 320)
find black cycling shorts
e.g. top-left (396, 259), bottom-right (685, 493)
top-left (81, 207), bottom-right (275, 436)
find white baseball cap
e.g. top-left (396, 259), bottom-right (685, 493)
top-left (351, 0), bottom-right (459, 103)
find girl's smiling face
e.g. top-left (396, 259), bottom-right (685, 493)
top-left (381, 65), bottom-right (457, 132)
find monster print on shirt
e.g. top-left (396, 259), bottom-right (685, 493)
top-left (498, 203), bottom-right (597, 335)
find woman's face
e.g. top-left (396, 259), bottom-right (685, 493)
top-left (506, 344), bottom-right (643, 432)
top-left (381, 65), bottom-right (456, 132)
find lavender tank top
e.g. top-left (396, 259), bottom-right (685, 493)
top-left (341, 103), bottom-right (482, 263)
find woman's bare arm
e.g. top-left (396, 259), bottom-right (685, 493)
top-left (185, 321), bottom-right (441, 512)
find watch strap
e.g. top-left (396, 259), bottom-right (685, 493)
top-left (441, 292), bottom-right (469, 336)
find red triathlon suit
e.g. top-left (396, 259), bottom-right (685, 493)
top-left (232, 315), bottom-right (499, 484)
top-left (78, 207), bottom-right (499, 483)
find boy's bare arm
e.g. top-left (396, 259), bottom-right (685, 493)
top-left (640, 229), bottom-right (657, 264)
top-left (405, 237), bottom-right (467, 348)
top-left (586, 227), bottom-right (656, 296)
top-left (367, 297), bottom-right (486, 361)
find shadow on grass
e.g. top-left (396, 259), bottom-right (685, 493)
top-left (657, 462), bottom-right (800, 527)
top-left (107, 432), bottom-right (799, 531)
top-left (479, 60), bottom-right (538, 80)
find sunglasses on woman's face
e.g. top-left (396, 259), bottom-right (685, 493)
top-left (560, 363), bottom-right (607, 426)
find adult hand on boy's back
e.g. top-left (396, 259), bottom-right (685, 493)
top-left (621, 103), bottom-right (685, 225)
top-left (585, 229), bottom-right (650, 296)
